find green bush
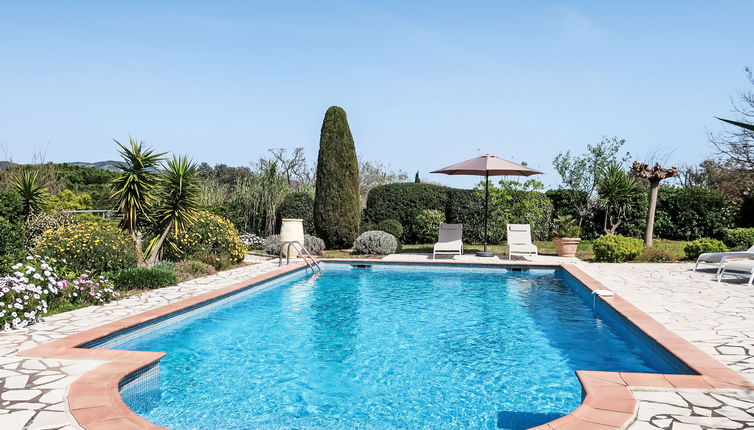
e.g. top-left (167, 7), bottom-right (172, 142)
top-left (0, 217), bottom-right (25, 276)
top-left (313, 106), bottom-right (361, 248)
top-left (35, 223), bottom-right (137, 273)
top-left (655, 187), bottom-right (727, 240)
top-left (163, 211), bottom-right (246, 268)
top-left (353, 231), bottom-right (401, 255)
top-left (111, 267), bottom-right (178, 290)
top-left (376, 219), bottom-right (404, 240)
top-left (365, 182), bottom-right (449, 230)
top-left (24, 210), bottom-right (79, 248)
top-left (413, 209), bottom-right (445, 243)
top-left (277, 192), bottom-right (315, 234)
top-left (723, 228), bottom-right (754, 250)
top-left (684, 238), bottom-right (727, 260)
top-left (263, 234), bottom-right (326, 256)
top-left (174, 260), bottom-right (216, 282)
top-left (445, 189), bottom-right (486, 243)
top-left (593, 235), bottom-right (644, 262)
top-left (0, 189), bottom-right (24, 224)
top-left (639, 247), bottom-right (677, 263)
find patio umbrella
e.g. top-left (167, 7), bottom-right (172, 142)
top-left (431, 154), bottom-right (543, 257)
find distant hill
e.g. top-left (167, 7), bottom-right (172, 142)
top-left (0, 160), bottom-right (121, 171)
top-left (66, 160), bottom-right (121, 171)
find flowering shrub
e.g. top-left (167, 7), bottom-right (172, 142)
top-left (0, 256), bottom-right (62, 330)
top-left (58, 271), bottom-right (119, 305)
top-left (164, 211), bottom-right (246, 267)
top-left (24, 210), bottom-right (78, 248)
top-left (240, 233), bottom-right (264, 249)
top-left (35, 223), bottom-right (137, 273)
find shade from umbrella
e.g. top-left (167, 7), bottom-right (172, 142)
top-left (431, 154), bottom-right (543, 257)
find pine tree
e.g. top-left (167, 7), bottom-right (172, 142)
top-left (313, 106), bottom-right (361, 248)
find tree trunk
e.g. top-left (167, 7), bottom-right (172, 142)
top-left (131, 231), bottom-right (146, 268)
top-left (644, 179), bottom-right (660, 247)
top-left (144, 219), bottom-right (174, 267)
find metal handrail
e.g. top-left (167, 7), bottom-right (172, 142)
top-left (278, 240), bottom-right (322, 272)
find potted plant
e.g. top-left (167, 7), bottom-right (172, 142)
top-left (552, 215), bottom-right (582, 258)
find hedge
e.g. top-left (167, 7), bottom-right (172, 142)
top-left (723, 228), bottom-right (754, 249)
top-left (445, 189), bottom-right (487, 243)
top-left (654, 187), bottom-right (726, 240)
top-left (365, 182), bottom-right (449, 229)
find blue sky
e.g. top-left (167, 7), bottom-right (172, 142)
top-left (1, 1), bottom-right (752, 188)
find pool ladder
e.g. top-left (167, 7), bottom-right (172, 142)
top-left (278, 241), bottom-right (322, 273)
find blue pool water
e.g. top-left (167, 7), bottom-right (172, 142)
top-left (114, 263), bottom-right (687, 429)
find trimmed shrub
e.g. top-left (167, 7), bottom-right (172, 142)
top-left (593, 235), bottom-right (644, 262)
top-left (684, 238), bottom-right (727, 260)
top-left (277, 192), bottom-right (315, 234)
top-left (263, 234), bottom-right (326, 256)
top-left (655, 187), bottom-right (727, 240)
top-left (365, 182), bottom-right (449, 229)
top-left (24, 210), bottom-right (78, 248)
top-left (111, 267), bottom-right (178, 290)
top-left (163, 211), bottom-right (246, 268)
top-left (313, 106), bottom-right (361, 248)
top-left (376, 219), bottom-right (404, 240)
top-left (723, 228), bottom-right (754, 250)
top-left (175, 260), bottom-right (216, 282)
top-left (413, 209), bottom-right (445, 243)
top-left (35, 223), bottom-right (137, 273)
top-left (353, 231), bottom-right (400, 255)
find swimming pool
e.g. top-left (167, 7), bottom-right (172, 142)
top-left (98, 263), bottom-right (689, 429)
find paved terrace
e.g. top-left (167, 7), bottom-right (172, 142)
top-left (1, 254), bottom-right (754, 429)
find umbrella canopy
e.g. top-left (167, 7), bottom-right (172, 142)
top-left (430, 154), bottom-right (543, 176)
top-left (430, 154), bottom-right (543, 257)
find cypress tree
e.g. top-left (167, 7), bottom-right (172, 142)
top-left (314, 106), bottom-right (361, 248)
top-left (414, 171), bottom-right (421, 183)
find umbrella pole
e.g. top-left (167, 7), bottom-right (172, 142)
top-left (477, 172), bottom-right (494, 257)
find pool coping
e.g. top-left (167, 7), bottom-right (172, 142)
top-left (17, 259), bottom-right (754, 430)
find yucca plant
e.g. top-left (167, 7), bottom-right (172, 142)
top-left (597, 163), bottom-right (641, 235)
top-left (110, 136), bottom-right (165, 264)
top-left (717, 117), bottom-right (754, 132)
top-left (144, 155), bottom-right (201, 266)
top-left (13, 168), bottom-right (48, 216)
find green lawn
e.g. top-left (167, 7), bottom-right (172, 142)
top-left (324, 239), bottom-right (690, 262)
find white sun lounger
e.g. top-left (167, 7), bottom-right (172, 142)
top-left (432, 224), bottom-right (463, 259)
top-left (694, 245), bottom-right (754, 273)
top-left (717, 259), bottom-right (754, 287)
top-left (507, 224), bottom-right (538, 260)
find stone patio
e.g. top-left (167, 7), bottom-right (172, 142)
top-left (2, 254), bottom-right (754, 429)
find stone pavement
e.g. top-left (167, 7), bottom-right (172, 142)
top-left (3, 255), bottom-right (754, 429)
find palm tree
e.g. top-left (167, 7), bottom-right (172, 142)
top-left (598, 163), bottom-right (641, 235)
top-left (13, 168), bottom-right (48, 216)
top-left (110, 137), bottom-right (165, 263)
top-left (144, 155), bottom-right (201, 266)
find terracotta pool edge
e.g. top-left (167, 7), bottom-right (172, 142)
top-left (17, 259), bottom-right (754, 430)
top-left (19, 261), bottom-right (309, 430)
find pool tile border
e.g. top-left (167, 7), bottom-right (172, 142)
top-left (16, 259), bottom-right (754, 430)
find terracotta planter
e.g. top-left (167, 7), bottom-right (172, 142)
top-left (280, 219), bottom-right (304, 257)
top-left (554, 237), bottom-right (581, 258)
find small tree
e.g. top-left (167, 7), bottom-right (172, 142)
top-left (314, 106), bottom-right (361, 248)
top-left (631, 161), bottom-right (679, 247)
